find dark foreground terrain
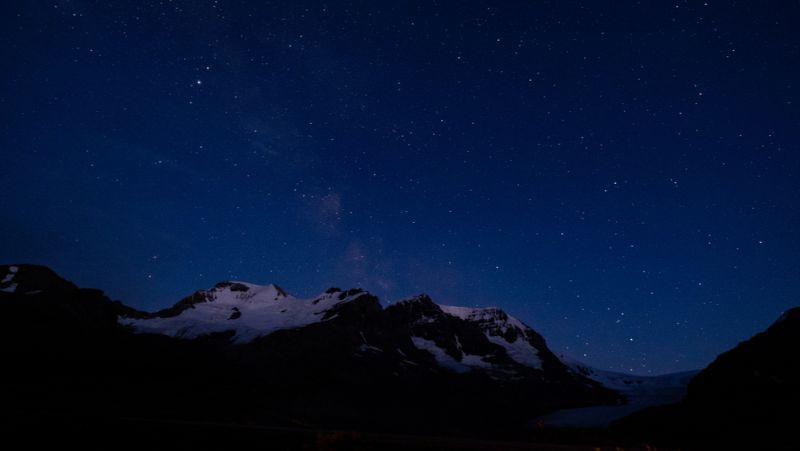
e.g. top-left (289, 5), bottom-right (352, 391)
top-left (11, 415), bottom-right (676, 451)
top-left (613, 306), bottom-right (800, 450)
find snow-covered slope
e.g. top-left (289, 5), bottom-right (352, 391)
top-left (537, 355), bottom-right (698, 428)
top-left (383, 294), bottom-right (559, 377)
top-left (0, 266), bottom-right (18, 293)
top-left (120, 283), bottom-right (372, 343)
top-left (409, 335), bottom-right (495, 373)
top-left (121, 285), bottom-right (555, 376)
top-left (439, 304), bottom-right (544, 370)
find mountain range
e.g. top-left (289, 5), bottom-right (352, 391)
top-left (1, 263), bottom-right (797, 448)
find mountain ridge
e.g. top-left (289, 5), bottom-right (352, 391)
top-left (118, 281), bottom-right (590, 382)
top-left (3, 262), bottom-right (730, 446)
top-left (0, 264), bottom-right (620, 431)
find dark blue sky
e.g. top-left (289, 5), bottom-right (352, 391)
top-left (2, 1), bottom-right (799, 375)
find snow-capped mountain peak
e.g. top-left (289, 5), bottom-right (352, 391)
top-left (440, 304), bottom-right (545, 370)
top-left (387, 295), bottom-right (549, 371)
top-left (441, 305), bottom-right (526, 336)
top-left (119, 283), bottom-right (374, 343)
top-left (204, 281), bottom-right (290, 304)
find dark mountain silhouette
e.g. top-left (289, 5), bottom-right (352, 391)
top-left (614, 306), bottom-right (800, 448)
top-left (0, 264), bottom-right (619, 448)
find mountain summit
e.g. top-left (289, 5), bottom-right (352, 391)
top-left (121, 283), bottom-right (375, 343)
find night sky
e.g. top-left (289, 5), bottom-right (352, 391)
top-left (2, 1), bottom-right (799, 375)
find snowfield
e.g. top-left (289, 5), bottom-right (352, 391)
top-left (120, 283), bottom-right (368, 343)
top-left (440, 304), bottom-right (543, 369)
top-left (122, 285), bottom-right (550, 374)
top-left (537, 356), bottom-right (698, 428)
top-left (410, 336), bottom-right (494, 373)
top-left (0, 266), bottom-right (18, 292)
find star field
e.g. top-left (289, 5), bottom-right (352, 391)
top-left (2, 1), bottom-right (799, 374)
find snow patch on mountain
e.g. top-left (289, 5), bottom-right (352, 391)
top-left (440, 304), bottom-right (543, 369)
top-left (1, 267), bottom-right (17, 292)
top-left (486, 334), bottom-right (542, 369)
top-left (411, 336), bottom-right (493, 373)
top-left (120, 283), bottom-right (369, 343)
top-left (441, 305), bottom-right (527, 331)
top-left (2, 273), bottom-right (14, 284)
